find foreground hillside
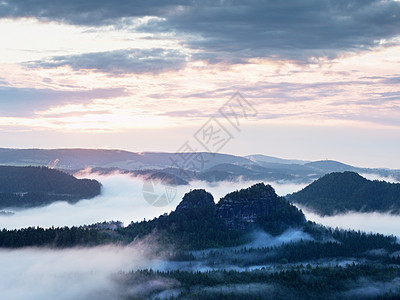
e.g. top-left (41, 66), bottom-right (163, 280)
top-left (2, 183), bottom-right (400, 298)
top-left (0, 166), bottom-right (101, 209)
top-left (288, 171), bottom-right (400, 215)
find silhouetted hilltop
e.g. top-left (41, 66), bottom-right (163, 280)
top-left (175, 189), bottom-right (215, 211)
top-left (121, 189), bottom-right (243, 249)
top-left (0, 166), bottom-right (101, 208)
top-left (122, 183), bottom-right (306, 249)
top-left (216, 183), bottom-right (306, 234)
top-left (289, 171), bottom-right (400, 215)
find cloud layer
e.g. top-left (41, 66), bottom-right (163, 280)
top-left (302, 207), bottom-right (400, 237)
top-left (27, 48), bottom-right (187, 75)
top-left (0, 86), bottom-right (127, 116)
top-left (2, 1), bottom-right (400, 62)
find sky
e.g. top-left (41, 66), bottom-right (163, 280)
top-left (0, 0), bottom-right (400, 168)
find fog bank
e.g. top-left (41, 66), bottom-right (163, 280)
top-left (0, 172), bottom-right (307, 230)
top-left (359, 173), bottom-right (400, 184)
top-left (0, 244), bottom-right (165, 300)
top-left (301, 206), bottom-right (400, 237)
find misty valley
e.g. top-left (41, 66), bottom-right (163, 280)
top-left (0, 150), bottom-right (400, 299)
top-left (3, 0), bottom-right (400, 298)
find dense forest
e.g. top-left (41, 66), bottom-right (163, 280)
top-left (116, 264), bottom-right (400, 299)
top-left (0, 166), bottom-right (101, 208)
top-left (288, 171), bottom-right (400, 215)
top-left (2, 223), bottom-right (400, 271)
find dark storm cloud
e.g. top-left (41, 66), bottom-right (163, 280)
top-left (26, 49), bottom-right (187, 75)
top-left (1, 0), bottom-right (400, 63)
top-left (0, 86), bottom-right (127, 116)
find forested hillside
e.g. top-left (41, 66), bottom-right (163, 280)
top-left (0, 166), bottom-right (101, 208)
top-left (288, 171), bottom-right (400, 215)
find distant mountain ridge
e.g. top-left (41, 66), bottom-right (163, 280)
top-left (288, 171), bottom-right (400, 215)
top-left (246, 154), bottom-right (310, 165)
top-left (0, 148), bottom-right (253, 170)
top-left (0, 148), bottom-right (399, 185)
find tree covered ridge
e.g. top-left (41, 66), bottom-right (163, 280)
top-left (288, 171), bottom-right (400, 215)
top-left (0, 166), bottom-right (101, 208)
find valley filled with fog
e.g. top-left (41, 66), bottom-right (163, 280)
top-left (1, 172), bottom-right (400, 237)
top-left (3, 0), bottom-right (400, 297)
top-left (2, 171), bottom-right (400, 299)
top-left (0, 172), bottom-right (308, 230)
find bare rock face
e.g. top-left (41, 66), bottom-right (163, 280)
top-left (215, 183), bottom-right (305, 232)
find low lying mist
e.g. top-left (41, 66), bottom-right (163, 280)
top-left (2, 227), bottom-right (399, 299)
top-left (0, 243), bottom-right (168, 300)
top-left (244, 229), bottom-right (313, 249)
top-left (0, 228), bottom-right (317, 298)
top-left (4, 170), bottom-right (400, 238)
top-left (0, 229), bottom-right (311, 300)
top-left (301, 206), bottom-right (400, 237)
top-left (0, 172), bottom-right (307, 230)
top-left (359, 173), bottom-right (400, 183)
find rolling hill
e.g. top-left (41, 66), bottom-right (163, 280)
top-left (0, 166), bottom-right (101, 209)
top-left (288, 171), bottom-right (400, 215)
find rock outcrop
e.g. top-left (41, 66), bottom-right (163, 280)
top-left (215, 183), bottom-right (306, 232)
top-left (175, 189), bottom-right (215, 212)
top-left (172, 183), bottom-right (306, 235)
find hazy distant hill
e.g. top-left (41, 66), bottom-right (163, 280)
top-left (196, 163), bottom-right (301, 182)
top-left (246, 154), bottom-right (310, 165)
top-left (0, 148), bottom-right (253, 170)
top-left (304, 160), bottom-right (357, 173)
top-left (0, 166), bottom-right (101, 209)
top-left (0, 148), bottom-right (399, 184)
top-left (288, 171), bottom-right (400, 215)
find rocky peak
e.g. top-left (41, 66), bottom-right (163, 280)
top-left (175, 189), bottom-right (215, 213)
top-left (172, 184), bottom-right (305, 235)
top-left (216, 183), bottom-right (305, 232)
